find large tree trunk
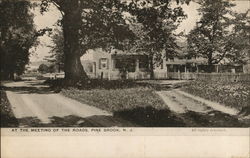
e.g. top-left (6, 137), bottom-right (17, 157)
top-left (1, 68), bottom-right (14, 80)
top-left (9, 71), bottom-right (14, 80)
top-left (62, 0), bottom-right (88, 83)
top-left (2, 70), bottom-right (14, 80)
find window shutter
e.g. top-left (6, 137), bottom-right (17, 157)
top-left (107, 59), bottom-right (109, 70)
top-left (99, 59), bottom-right (101, 69)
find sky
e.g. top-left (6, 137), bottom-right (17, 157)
top-left (29, 1), bottom-right (250, 63)
top-left (29, 4), bottom-right (62, 63)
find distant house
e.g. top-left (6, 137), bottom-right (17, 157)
top-left (243, 53), bottom-right (250, 73)
top-left (165, 56), bottom-right (244, 73)
top-left (81, 48), bottom-right (150, 80)
top-left (81, 47), bottom-right (247, 80)
top-left (243, 63), bottom-right (250, 73)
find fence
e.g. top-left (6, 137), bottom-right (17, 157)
top-left (87, 70), bottom-right (250, 81)
top-left (154, 72), bottom-right (250, 81)
top-left (195, 73), bottom-right (250, 82)
top-left (167, 72), bottom-right (196, 80)
top-left (153, 72), bottom-right (197, 80)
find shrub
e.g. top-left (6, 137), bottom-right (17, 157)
top-left (0, 90), bottom-right (18, 127)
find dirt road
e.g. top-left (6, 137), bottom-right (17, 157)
top-left (155, 89), bottom-right (249, 127)
top-left (3, 80), bottom-right (135, 127)
top-left (156, 90), bottom-right (239, 115)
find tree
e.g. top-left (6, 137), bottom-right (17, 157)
top-left (187, 0), bottom-right (236, 72)
top-left (45, 28), bottom-right (64, 72)
top-left (48, 64), bottom-right (57, 73)
top-left (38, 64), bottom-right (49, 73)
top-left (40, 0), bottom-right (190, 82)
top-left (226, 10), bottom-right (250, 64)
top-left (0, 0), bottom-right (38, 80)
top-left (125, 1), bottom-right (187, 78)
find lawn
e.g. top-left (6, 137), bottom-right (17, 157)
top-left (61, 87), bottom-right (167, 112)
top-left (181, 80), bottom-right (250, 115)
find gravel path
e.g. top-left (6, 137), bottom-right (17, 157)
top-left (156, 89), bottom-right (239, 115)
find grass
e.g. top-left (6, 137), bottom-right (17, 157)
top-left (61, 87), bottom-right (167, 112)
top-left (181, 80), bottom-right (250, 115)
top-left (0, 89), bottom-right (18, 127)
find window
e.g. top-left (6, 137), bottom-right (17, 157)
top-left (86, 63), bottom-right (93, 73)
top-left (114, 58), bottom-right (136, 72)
top-left (167, 57), bottom-right (174, 62)
top-left (160, 62), bottom-right (164, 69)
top-left (115, 59), bottom-right (122, 69)
top-left (168, 65), bottom-right (175, 72)
top-left (139, 56), bottom-right (149, 69)
top-left (99, 58), bottom-right (108, 69)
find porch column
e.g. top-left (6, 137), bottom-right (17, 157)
top-left (163, 57), bottom-right (167, 78)
top-left (178, 66), bottom-right (181, 80)
top-left (108, 58), bottom-right (112, 80)
top-left (135, 59), bottom-right (139, 72)
top-left (93, 62), bottom-right (96, 78)
top-left (196, 64), bottom-right (199, 73)
top-left (135, 59), bottom-right (139, 79)
top-left (184, 65), bottom-right (187, 80)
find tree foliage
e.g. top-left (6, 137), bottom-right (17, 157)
top-left (45, 28), bottom-right (64, 72)
top-left (0, 0), bottom-right (38, 80)
top-left (227, 10), bottom-right (250, 64)
top-left (187, 0), bottom-right (239, 71)
top-left (38, 64), bottom-right (49, 73)
top-left (124, 1), bottom-right (187, 78)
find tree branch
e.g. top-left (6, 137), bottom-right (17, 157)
top-left (51, 0), bottom-right (64, 16)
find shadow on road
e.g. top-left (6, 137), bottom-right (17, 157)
top-left (114, 106), bottom-right (186, 127)
top-left (2, 108), bottom-right (249, 127)
top-left (12, 115), bottom-right (136, 127)
top-left (1, 80), bottom-right (58, 94)
top-left (114, 106), bottom-right (249, 127)
top-left (2, 86), bottom-right (57, 94)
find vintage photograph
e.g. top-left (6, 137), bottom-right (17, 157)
top-left (0, 0), bottom-right (249, 128)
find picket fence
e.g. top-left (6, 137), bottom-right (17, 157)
top-left (153, 72), bottom-right (250, 82)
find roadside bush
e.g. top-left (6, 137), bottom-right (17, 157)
top-left (0, 90), bottom-right (18, 127)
